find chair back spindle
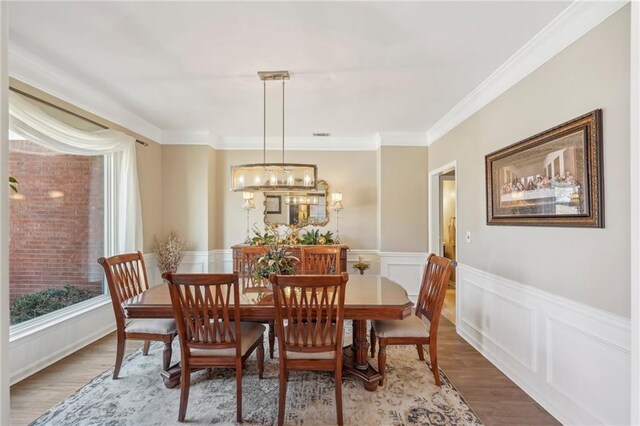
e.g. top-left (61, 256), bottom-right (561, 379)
top-left (300, 246), bottom-right (341, 275)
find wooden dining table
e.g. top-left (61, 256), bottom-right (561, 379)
top-left (123, 274), bottom-right (413, 391)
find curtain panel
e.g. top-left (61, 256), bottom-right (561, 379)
top-left (8, 91), bottom-right (143, 254)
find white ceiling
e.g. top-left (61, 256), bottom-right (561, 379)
top-left (8, 1), bottom-right (570, 145)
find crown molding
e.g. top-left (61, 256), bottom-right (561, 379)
top-left (376, 131), bottom-right (428, 147)
top-left (426, 0), bottom-right (628, 146)
top-left (216, 135), bottom-right (378, 151)
top-left (8, 45), bottom-right (164, 143)
top-left (161, 130), bottom-right (215, 147)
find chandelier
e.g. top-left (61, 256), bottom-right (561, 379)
top-left (230, 71), bottom-right (318, 192)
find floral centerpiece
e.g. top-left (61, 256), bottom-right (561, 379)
top-left (251, 225), bottom-right (300, 283)
top-left (153, 231), bottom-right (186, 273)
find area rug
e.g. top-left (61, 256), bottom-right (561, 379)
top-left (31, 335), bottom-right (482, 426)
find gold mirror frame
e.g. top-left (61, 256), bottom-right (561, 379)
top-left (263, 180), bottom-right (329, 228)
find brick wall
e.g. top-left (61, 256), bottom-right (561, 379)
top-left (8, 140), bottom-right (105, 303)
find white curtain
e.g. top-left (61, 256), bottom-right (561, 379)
top-left (8, 91), bottom-right (143, 254)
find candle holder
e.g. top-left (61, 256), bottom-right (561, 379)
top-left (353, 260), bottom-right (370, 275)
top-left (331, 192), bottom-right (344, 244)
top-left (242, 192), bottom-right (256, 244)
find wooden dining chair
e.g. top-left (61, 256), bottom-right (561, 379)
top-left (236, 246), bottom-right (276, 359)
top-left (300, 246), bottom-right (341, 275)
top-left (98, 251), bottom-right (176, 379)
top-left (270, 272), bottom-right (348, 426)
top-left (370, 254), bottom-right (456, 386)
top-left (163, 271), bottom-right (265, 423)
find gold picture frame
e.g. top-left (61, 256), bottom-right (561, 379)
top-left (485, 110), bottom-right (603, 227)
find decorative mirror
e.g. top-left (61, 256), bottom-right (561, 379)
top-left (263, 180), bottom-right (329, 227)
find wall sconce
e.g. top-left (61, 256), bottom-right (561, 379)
top-left (242, 192), bottom-right (256, 243)
top-left (330, 192), bottom-right (344, 243)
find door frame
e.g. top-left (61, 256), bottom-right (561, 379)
top-left (428, 161), bottom-right (457, 256)
top-left (428, 161), bottom-right (458, 324)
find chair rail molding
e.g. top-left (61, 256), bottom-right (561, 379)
top-left (426, 0), bottom-right (628, 145)
top-left (457, 263), bottom-right (631, 425)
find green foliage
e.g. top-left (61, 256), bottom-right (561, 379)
top-left (300, 229), bottom-right (334, 245)
top-left (353, 262), bottom-right (370, 272)
top-left (253, 245), bottom-right (299, 282)
top-left (8, 176), bottom-right (18, 193)
top-left (250, 226), bottom-right (277, 246)
top-left (10, 285), bottom-right (96, 325)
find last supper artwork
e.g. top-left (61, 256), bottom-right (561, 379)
top-left (486, 110), bottom-right (603, 227)
top-left (493, 130), bottom-right (587, 216)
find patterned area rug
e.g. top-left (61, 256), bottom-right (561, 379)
top-left (32, 335), bottom-right (482, 425)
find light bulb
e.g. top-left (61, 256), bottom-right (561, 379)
top-left (270, 173), bottom-right (277, 186)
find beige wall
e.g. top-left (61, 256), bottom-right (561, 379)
top-left (428, 7), bottom-right (630, 317)
top-left (136, 141), bottom-right (163, 252)
top-left (215, 150), bottom-right (378, 249)
top-left (379, 146), bottom-right (429, 252)
top-left (161, 145), bottom-right (214, 251)
top-left (207, 148), bottom-right (217, 249)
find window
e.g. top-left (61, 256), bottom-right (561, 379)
top-left (8, 116), bottom-right (106, 325)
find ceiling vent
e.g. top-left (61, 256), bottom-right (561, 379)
top-left (312, 132), bottom-right (331, 137)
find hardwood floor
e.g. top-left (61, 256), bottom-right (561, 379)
top-left (441, 287), bottom-right (456, 324)
top-left (10, 336), bottom-right (141, 426)
top-left (10, 321), bottom-right (559, 425)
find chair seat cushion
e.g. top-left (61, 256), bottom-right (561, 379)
top-left (283, 323), bottom-right (337, 360)
top-left (125, 318), bottom-right (176, 335)
top-left (190, 322), bottom-right (265, 357)
top-left (372, 314), bottom-right (430, 339)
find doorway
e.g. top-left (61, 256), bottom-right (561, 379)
top-left (428, 162), bottom-right (457, 324)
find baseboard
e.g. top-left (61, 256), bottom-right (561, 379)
top-left (456, 263), bottom-right (631, 425)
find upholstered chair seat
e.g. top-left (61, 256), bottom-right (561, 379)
top-left (190, 322), bottom-right (266, 357)
top-left (372, 315), bottom-right (430, 339)
top-left (125, 319), bottom-right (177, 335)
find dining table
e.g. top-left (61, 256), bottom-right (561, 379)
top-left (123, 274), bottom-right (413, 391)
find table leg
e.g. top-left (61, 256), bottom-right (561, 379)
top-left (342, 319), bottom-right (381, 391)
top-left (160, 363), bottom-right (207, 389)
top-left (160, 363), bottom-right (182, 388)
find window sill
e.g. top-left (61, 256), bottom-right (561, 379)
top-left (9, 295), bottom-right (112, 342)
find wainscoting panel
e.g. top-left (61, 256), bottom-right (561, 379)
top-left (176, 251), bottom-right (209, 273)
top-left (379, 252), bottom-right (427, 300)
top-left (457, 264), bottom-right (631, 425)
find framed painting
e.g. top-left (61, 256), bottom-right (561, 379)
top-left (265, 195), bottom-right (282, 214)
top-left (485, 110), bottom-right (603, 227)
